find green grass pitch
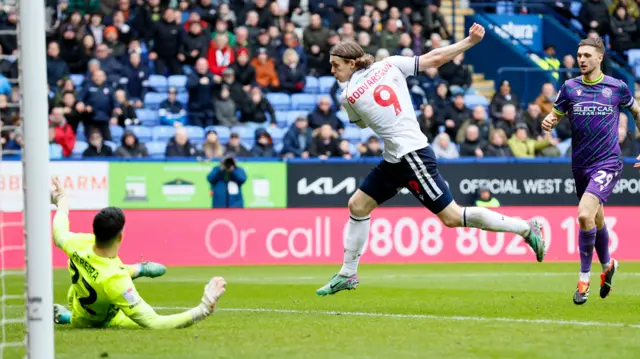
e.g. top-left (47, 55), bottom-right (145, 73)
top-left (4, 262), bottom-right (640, 359)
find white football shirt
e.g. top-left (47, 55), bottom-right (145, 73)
top-left (340, 55), bottom-right (429, 163)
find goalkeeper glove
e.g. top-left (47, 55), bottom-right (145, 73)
top-left (200, 276), bottom-right (227, 314)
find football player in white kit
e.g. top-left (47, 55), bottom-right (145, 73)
top-left (316, 23), bottom-right (546, 296)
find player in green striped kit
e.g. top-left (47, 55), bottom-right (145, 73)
top-left (50, 178), bottom-right (227, 328)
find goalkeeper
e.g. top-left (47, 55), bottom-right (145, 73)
top-left (50, 178), bottom-right (226, 329)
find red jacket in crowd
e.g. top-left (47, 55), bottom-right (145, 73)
top-left (52, 123), bottom-right (76, 157)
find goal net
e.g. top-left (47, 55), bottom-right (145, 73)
top-left (0, 0), bottom-right (54, 358)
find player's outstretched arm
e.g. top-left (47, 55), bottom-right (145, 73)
top-left (115, 276), bottom-right (227, 329)
top-left (417, 23), bottom-right (485, 71)
top-left (51, 178), bottom-right (72, 249)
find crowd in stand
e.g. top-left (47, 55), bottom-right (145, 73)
top-left (0, 0), bottom-right (638, 161)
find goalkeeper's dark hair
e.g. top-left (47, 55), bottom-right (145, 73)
top-left (93, 207), bottom-right (126, 247)
top-left (330, 40), bottom-right (374, 69)
top-left (578, 37), bottom-right (605, 54)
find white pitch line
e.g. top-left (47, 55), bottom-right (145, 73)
top-left (152, 306), bottom-right (640, 329)
top-left (5, 305), bottom-right (640, 329)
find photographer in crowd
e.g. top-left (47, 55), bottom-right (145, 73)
top-left (206, 155), bottom-right (247, 208)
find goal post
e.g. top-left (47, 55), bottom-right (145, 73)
top-left (18, 0), bottom-right (55, 357)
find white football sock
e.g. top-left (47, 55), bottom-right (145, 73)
top-left (339, 214), bottom-right (371, 277)
top-left (579, 272), bottom-right (591, 282)
top-left (601, 260), bottom-right (611, 272)
top-left (462, 207), bottom-right (530, 237)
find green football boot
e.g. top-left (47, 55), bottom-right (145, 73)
top-left (132, 261), bottom-right (167, 279)
top-left (524, 219), bottom-right (546, 263)
top-left (316, 274), bottom-right (360, 296)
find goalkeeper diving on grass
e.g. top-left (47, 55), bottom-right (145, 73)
top-left (50, 178), bottom-right (227, 328)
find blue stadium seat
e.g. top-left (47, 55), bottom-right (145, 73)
top-left (167, 75), bottom-right (188, 92)
top-left (70, 74), bottom-right (84, 88)
top-left (177, 93), bottom-right (189, 106)
top-left (274, 142), bottom-right (283, 154)
top-left (136, 108), bottom-right (160, 126)
top-left (266, 127), bottom-right (284, 143)
top-left (72, 141), bottom-right (88, 158)
top-left (49, 144), bottom-right (63, 159)
top-left (570, 1), bottom-right (582, 17)
top-left (266, 93), bottom-right (291, 111)
top-left (496, 1), bottom-right (515, 14)
top-left (129, 126), bottom-right (152, 142)
top-left (635, 64), bottom-right (640, 79)
top-left (147, 75), bottom-right (168, 93)
top-left (152, 126), bottom-right (176, 142)
top-left (146, 141), bottom-right (166, 159)
top-left (319, 76), bottom-right (336, 93)
top-left (185, 125), bottom-right (205, 140)
top-left (241, 140), bottom-right (254, 150)
top-left (342, 127), bottom-right (361, 143)
top-left (359, 127), bottom-right (377, 143)
top-left (275, 111), bottom-right (289, 127)
top-left (144, 92), bottom-right (168, 110)
top-left (76, 124), bottom-right (86, 141)
top-left (110, 125), bottom-right (124, 142)
top-left (464, 94), bottom-right (489, 107)
top-left (231, 125), bottom-right (255, 141)
top-left (206, 125), bottom-right (231, 141)
top-left (570, 19), bottom-right (583, 31)
top-left (336, 111), bottom-right (350, 126)
top-left (291, 94), bottom-right (317, 111)
top-left (628, 49), bottom-right (640, 66)
top-left (286, 111), bottom-right (308, 126)
top-left (104, 141), bottom-right (117, 152)
top-left (304, 76), bottom-right (319, 94)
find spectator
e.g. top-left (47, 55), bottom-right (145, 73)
top-left (459, 125), bottom-right (487, 158)
top-left (339, 139), bottom-right (353, 159)
top-left (82, 129), bottom-right (114, 158)
top-left (579, 0), bottom-right (611, 36)
top-left (186, 58), bottom-right (216, 128)
top-left (111, 10), bottom-right (136, 46)
top-left (610, 6), bottom-right (638, 55)
top-left (0, 10), bottom-right (18, 55)
top-left (206, 155), bottom-right (247, 208)
top-left (307, 44), bottom-right (332, 77)
top-left (416, 67), bottom-right (442, 102)
top-left (193, 0), bottom-right (218, 25)
top-left (59, 26), bottom-right (86, 75)
top-left (60, 11), bottom-right (87, 41)
top-left (277, 49), bottom-right (306, 94)
top-left (523, 102), bottom-right (545, 140)
top-left (113, 89), bottom-right (139, 127)
top-left (251, 47), bottom-right (280, 90)
top-left (202, 129), bottom-right (225, 159)
top-left (424, 2), bottom-right (450, 39)
top-left (438, 53), bottom-right (472, 94)
top-left (360, 136), bottom-right (383, 157)
top-left (489, 80), bottom-right (521, 120)
top-left (150, 8), bottom-right (183, 75)
top-left (1, 128), bottom-right (21, 159)
top-left (251, 129), bottom-right (277, 157)
top-left (541, 45), bottom-right (560, 80)
top-left (207, 33), bottom-right (235, 77)
top-left (431, 82), bottom-right (450, 115)
top-left (225, 132), bottom-right (252, 157)
top-left (418, 104), bottom-right (439, 142)
top-left (535, 82), bottom-right (556, 116)
top-left (159, 87), bottom-right (187, 127)
top-left (485, 129), bottom-right (513, 158)
top-left (77, 70), bottom-right (116, 140)
top-left (121, 52), bottom-right (149, 103)
top-left (309, 124), bottom-right (343, 159)
top-left (609, 0), bottom-right (639, 18)
top-left (456, 105), bottom-right (492, 144)
top-left (49, 107), bottom-right (76, 158)
top-left (475, 186), bottom-right (500, 208)
top-left (380, 19), bottom-right (401, 50)
top-left (308, 96), bottom-right (344, 134)
top-left (432, 132), bottom-right (459, 159)
top-left (47, 42), bottom-right (70, 89)
top-left (279, 32), bottom-right (307, 68)
top-left (494, 104), bottom-right (520, 139)
top-left (165, 127), bottom-right (199, 157)
top-left (410, 20), bottom-right (425, 56)
top-left (441, 94), bottom-right (471, 141)
top-left (560, 54), bottom-right (579, 84)
top-left (508, 124), bottom-right (557, 158)
top-left (67, 1), bottom-right (101, 17)
top-left (229, 48), bottom-right (256, 90)
top-left (60, 91), bottom-right (85, 133)
top-left (115, 130), bottom-right (149, 158)
top-left (331, 0), bottom-right (358, 30)
top-left (252, 29), bottom-right (278, 60)
top-left (303, 14), bottom-right (331, 53)
top-left (241, 87), bottom-right (276, 125)
top-left (79, 35), bottom-right (96, 74)
top-left (180, 19), bottom-right (210, 71)
top-left (219, 68), bottom-right (249, 108)
top-left (95, 43), bottom-right (124, 85)
top-left (282, 116), bottom-right (313, 159)
top-left (357, 32), bottom-right (378, 58)
top-left (212, 18), bottom-right (235, 45)
top-left (0, 94), bottom-right (18, 127)
top-left (86, 13), bottom-right (106, 45)
top-left (215, 86), bottom-right (239, 127)
top-left (232, 27), bottom-right (250, 53)
top-left (103, 26), bottom-right (127, 60)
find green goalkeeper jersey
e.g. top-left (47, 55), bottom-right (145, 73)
top-left (53, 211), bottom-right (198, 329)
